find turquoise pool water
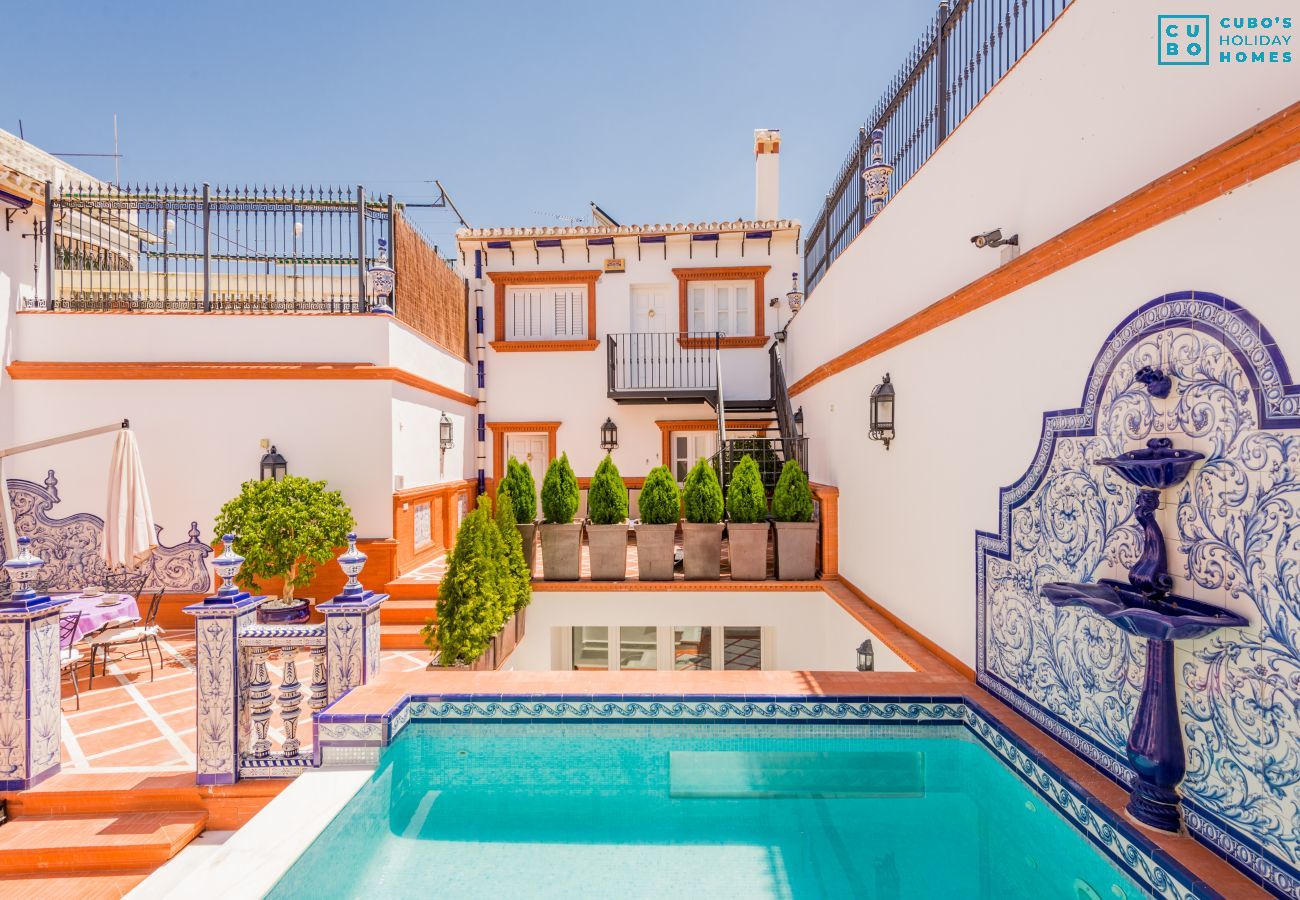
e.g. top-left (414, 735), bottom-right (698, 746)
top-left (271, 722), bottom-right (1146, 899)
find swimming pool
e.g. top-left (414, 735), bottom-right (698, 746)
top-left (275, 699), bottom-right (1204, 899)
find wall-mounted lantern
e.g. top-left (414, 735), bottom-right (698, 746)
top-left (793, 406), bottom-right (804, 437)
top-left (869, 373), bottom-right (895, 450)
top-left (367, 237), bottom-right (395, 314)
top-left (600, 417), bottom-right (619, 452)
top-left (856, 638), bottom-right (875, 672)
top-left (439, 413), bottom-right (455, 452)
top-left (260, 445), bottom-right (288, 481)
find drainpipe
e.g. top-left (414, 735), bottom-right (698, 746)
top-left (473, 249), bottom-right (487, 496)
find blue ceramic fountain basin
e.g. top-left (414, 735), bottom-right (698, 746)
top-left (1096, 438), bottom-right (1204, 490)
top-left (1041, 580), bottom-right (1247, 641)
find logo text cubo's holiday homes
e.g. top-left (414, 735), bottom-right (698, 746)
top-left (1159, 14), bottom-right (1294, 66)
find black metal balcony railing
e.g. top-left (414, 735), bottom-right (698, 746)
top-left (37, 183), bottom-right (397, 313)
top-left (606, 332), bottom-right (720, 398)
top-left (804, 0), bottom-right (1074, 295)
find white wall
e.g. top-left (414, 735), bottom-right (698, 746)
top-left (0, 207), bottom-right (41, 451)
top-left (506, 589), bottom-right (911, 672)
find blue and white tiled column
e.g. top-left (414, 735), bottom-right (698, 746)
top-left (317, 533), bottom-right (389, 703)
top-left (183, 535), bottom-right (267, 786)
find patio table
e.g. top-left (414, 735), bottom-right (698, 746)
top-left (56, 593), bottom-right (139, 643)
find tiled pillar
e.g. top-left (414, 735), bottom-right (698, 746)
top-left (183, 534), bottom-right (267, 786)
top-left (317, 533), bottom-right (389, 703)
top-left (0, 597), bottom-right (72, 790)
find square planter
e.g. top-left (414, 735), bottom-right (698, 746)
top-left (727, 522), bottom-right (770, 581)
top-left (635, 523), bottom-right (678, 581)
top-left (774, 520), bottom-right (818, 580)
top-left (517, 522), bottom-right (538, 577)
top-left (514, 605), bottom-right (527, 643)
top-left (540, 522), bottom-right (583, 581)
top-left (682, 521), bottom-right (724, 580)
top-left (586, 522), bottom-right (629, 581)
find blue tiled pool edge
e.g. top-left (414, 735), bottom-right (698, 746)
top-left (314, 694), bottom-right (1218, 900)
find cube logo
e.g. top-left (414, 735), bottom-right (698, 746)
top-left (1158, 15), bottom-right (1211, 65)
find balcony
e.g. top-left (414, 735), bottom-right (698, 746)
top-left (606, 331), bottom-right (724, 405)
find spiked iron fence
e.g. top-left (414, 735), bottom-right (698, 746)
top-left (803, 0), bottom-right (1073, 295)
top-left (38, 183), bottom-right (397, 313)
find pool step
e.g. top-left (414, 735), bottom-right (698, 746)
top-left (0, 810), bottom-right (207, 875)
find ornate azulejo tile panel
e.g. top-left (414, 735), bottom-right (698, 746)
top-left (0, 469), bottom-right (212, 593)
top-left (976, 293), bottom-right (1300, 897)
top-left (0, 621), bottom-right (29, 785)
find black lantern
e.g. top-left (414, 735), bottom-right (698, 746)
top-left (793, 406), bottom-right (804, 437)
top-left (260, 445), bottom-right (287, 481)
top-left (856, 638), bottom-right (875, 672)
top-left (600, 417), bottom-right (619, 452)
top-left (869, 373), bottom-right (895, 450)
top-left (439, 413), bottom-right (454, 452)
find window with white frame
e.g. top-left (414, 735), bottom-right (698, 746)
top-left (687, 282), bottom-right (752, 336)
top-left (672, 431), bottom-right (717, 482)
top-left (508, 286), bottom-right (587, 340)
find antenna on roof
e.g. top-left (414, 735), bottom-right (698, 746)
top-left (590, 202), bottom-right (619, 227)
top-left (531, 209), bottom-right (585, 226)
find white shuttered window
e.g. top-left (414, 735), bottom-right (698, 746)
top-left (507, 286), bottom-right (586, 340)
top-left (686, 283), bottom-right (752, 336)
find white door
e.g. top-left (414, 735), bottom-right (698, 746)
top-left (505, 433), bottom-right (548, 509)
top-left (672, 431), bottom-right (718, 482)
top-left (631, 287), bottom-right (670, 333)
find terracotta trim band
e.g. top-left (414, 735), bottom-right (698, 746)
top-left (487, 339), bottom-right (600, 352)
top-left (6, 360), bottom-right (477, 407)
top-left (790, 102), bottom-right (1300, 397)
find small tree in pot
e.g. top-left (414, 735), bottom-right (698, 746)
top-left (636, 466), bottom-right (680, 581)
top-left (772, 459), bottom-right (817, 580)
top-left (214, 476), bottom-right (353, 624)
top-left (726, 454), bottom-right (769, 581)
top-left (539, 452), bottom-right (582, 580)
top-left (501, 457), bottom-right (538, 573)
top-left (586, 454), bottom-right (629, 580)
top-left (682, 457), bottom-right (724, 580)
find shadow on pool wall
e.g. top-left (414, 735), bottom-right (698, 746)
top-left (976, 293), bottom-right (1300, 895)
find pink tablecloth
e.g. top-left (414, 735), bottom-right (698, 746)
top-left (57, 594), bottom-right (140, 643)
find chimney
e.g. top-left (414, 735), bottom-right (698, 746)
top-left (754, 128), bottom-right (780, 220)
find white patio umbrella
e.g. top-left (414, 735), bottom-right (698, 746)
top-left (103, 428), bottom-right (157, 570)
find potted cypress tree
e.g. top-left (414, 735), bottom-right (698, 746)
top-left (214, 476), bottom-right (353, 624)
top-left (424, 497), bottom-right (509, 667)
top-left (681, 457), bottom-right (724, 580)
top-left (586, 454), bottom-right (629, 581)
top-left (539, 452), bottom-right (582, 580)
top-left (772, 459), bottom-right (817, 580)
top-left (636, 465), bottom-right (680, 581)
top-left (502, 457), bottom-right (538, 574)
top-left (494, 485), bottom-right (533, 641)
top-left (726, 454), bottom-right (769, 581)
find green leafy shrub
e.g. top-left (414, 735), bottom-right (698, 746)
top-left (683, 458), bottom-right (723, 524)
top-left (502, 457), bottom-right (537, 523)
top-left (495, 485), bottom-right (532, 613)
top-left (718, 438), bottom-right (780, 487)
top-left (541, 452), bottom-right (579, 524)
top-left (214, 476), bottom-right (353, 603)
top-left (587, 454), bottom-right (628, 525)
top-left (726, 455), bottom-right (768, 523)
top-left (772, 459), bottom-right (814, 523)
top-left (428, 495), bottom-right (509, 665)
top-left (638, 466), bottom-right (681, 525)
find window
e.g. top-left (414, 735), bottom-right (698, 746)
top-left (673, 626), bottom-right (712, 670)
top-left (508, 286), bottom-right (586, 340)
top-left (619, 626), bottom-right (658, 670)
top-left (723, 626), bottom-right (762, 670)
top-left (571, 626), bottom-right (609, 671)
top-left (687, 283), bottom-right (752, 336)
top-left (673, 432), bottom-right (717, 481)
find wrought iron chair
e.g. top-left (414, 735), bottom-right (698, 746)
top-left (88, 589), bottom-right (165, 686)
top-left (60, 611), bottom-right (85, 710)
top-left (103, 570), bottom-right (148, 601)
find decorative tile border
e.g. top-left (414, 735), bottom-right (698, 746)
top-left (314, 691), bottom-right (1210, 898)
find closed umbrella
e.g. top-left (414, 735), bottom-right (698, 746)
top-left (104, 428), bottom-right (157, 570)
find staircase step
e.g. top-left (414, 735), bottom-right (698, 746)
top-left (5, 774), bottom-right (286, 828)
top-left (0, 811), bottom-right (207, 875)
top-left (384, 580), bottom-right (441, 600)
top-left (0, 867), bottom-right (152, 898)
top-left (381, 624), bottom-right (428, 650)
top-left (381, 598), bottom-right (436, 625)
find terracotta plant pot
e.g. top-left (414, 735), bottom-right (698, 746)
top-left (540, 522), bottom-right (583, 581)
top-left (682, 521), bottom-right (724, 580)
top-left (727, 522), bottom-right (770, 581)
top-left (635, 523), bottom-right (678, 581)
top-left (774, 521), bottom-right (818, 580)
top-left (517, 522), bottom-right (538, 576)
top-left (586, 522), bottom-right (628, 581)
top-left (257, 597), bottom-right (311, 625)
top-left (514, 605), bottom-right (527, 642)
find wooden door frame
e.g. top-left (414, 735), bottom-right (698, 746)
top-left (489, 421), bottom-right (560, 493)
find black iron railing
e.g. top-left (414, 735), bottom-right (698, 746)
top-left (769, 344), bottom-right (807, 472)
top-left (606, 332), bottom-right (721, 396)
top-left (38, 183), bottom-right (397, 312)
top-left (804, 0), bottom-right (1073, 294)
top-left (713, 436), bottom-right (809, 491)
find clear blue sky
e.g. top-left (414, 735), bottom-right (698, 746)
top-left (9, 1), bottom-right (938, 252)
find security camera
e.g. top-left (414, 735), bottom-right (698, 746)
top-left (971, 229), bottom-right (1018, 249)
